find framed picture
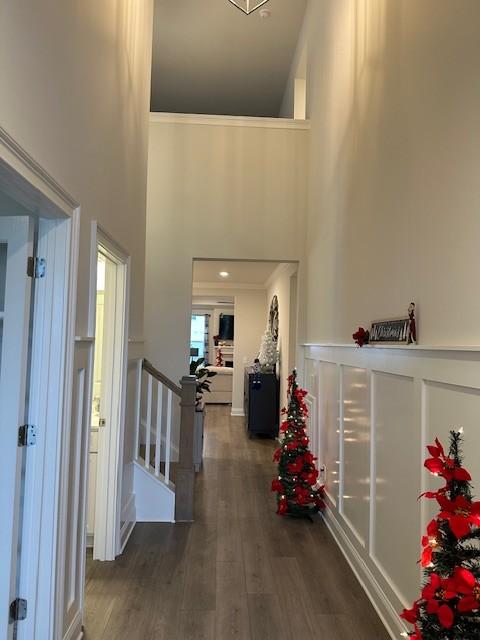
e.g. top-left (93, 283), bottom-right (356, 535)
top-left (370, 317), bottom-right (410, 344)
top-left (269, 295), bottom-right (279, 341)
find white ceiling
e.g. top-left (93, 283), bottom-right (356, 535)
top-left (193, 260), bottom-right (281, 285)
top-left (151, 0), bottom-right (307, 117)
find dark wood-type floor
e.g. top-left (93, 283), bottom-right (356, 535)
top-left (84, 405), bottom-right (389, 639)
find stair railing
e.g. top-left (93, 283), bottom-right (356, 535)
top-left (134, 358), bottom-right (196, 521)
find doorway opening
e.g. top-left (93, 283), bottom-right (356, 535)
top-left (190, 258), bottom-right (298, 422)
top-left (87, 236), bottom-right (128, 561)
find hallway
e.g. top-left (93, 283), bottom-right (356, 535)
top-left (84, 406), bottom-right (389, 639)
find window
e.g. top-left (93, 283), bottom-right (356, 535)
top-left (190, 314), bottom-right (206, 360)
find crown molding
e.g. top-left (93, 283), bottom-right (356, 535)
top-left (150, 112), bottom-right (310, 130)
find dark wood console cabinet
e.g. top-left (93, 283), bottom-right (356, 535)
top-left (244, 368), bottom-right (279, 438)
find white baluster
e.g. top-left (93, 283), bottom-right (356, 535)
top-left (134, 359), bottom-right (142, 461)
top-left (155, 381), bottom-right (163, 477)
top-left (165, 388), bottom-right (173, 483)
top-left (145, 374), bottom-right (152, 469)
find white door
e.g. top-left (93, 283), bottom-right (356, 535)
top-left (0, 217), bottom-right (34, 639)
top-left (88, 246), bottom-right (127, 561)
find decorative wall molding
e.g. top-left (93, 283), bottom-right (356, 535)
top-left (150, 112), bottom-right (311, 130)
top-left (303, 344), bottom-right (480, 640)
top-left (303, 342), bottom-right (480, 352)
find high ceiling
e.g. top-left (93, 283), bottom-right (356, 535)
top-left (193, 260), bottom-right (281, 286)
top-left (151, 0), bottom-right (307, 117)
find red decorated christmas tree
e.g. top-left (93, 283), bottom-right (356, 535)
top-left (401, 430), bottom-right (480, 639)
top-left (271, 370), bottom-right (325, 518)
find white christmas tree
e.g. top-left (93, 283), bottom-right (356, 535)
top-left (258, 328), bottom-right (279, 371)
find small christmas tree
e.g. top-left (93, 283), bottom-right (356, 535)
top-left (258, 328), bottom-right (278, 371)
top-left (401, 430), bottom-right (480, 639)
top-left (215, 348), bottom-right (224, 367)
top-left (271, 370), bottom-right (325, 518)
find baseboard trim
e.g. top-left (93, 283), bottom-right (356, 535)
top-left (62, 610), bottom-right (83, 640)
top-left (323, 508), bottom-right (407, 640)
top-left (230, 408), bottom-right (245, 417)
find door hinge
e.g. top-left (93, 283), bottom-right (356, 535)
top-left (18, 424), bottom-right (37, 447)
top-left (9, 598), bottom-right (27, 623)
top-left (27, 256), bottom-right (46, 279)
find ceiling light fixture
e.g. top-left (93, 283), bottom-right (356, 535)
top-left (228, 0), bottom-right (270, 16)
top-left (219, 271), bottom-right (229, 278)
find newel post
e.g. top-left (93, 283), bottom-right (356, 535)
top-left (175, 374), bottom-right (197, 522)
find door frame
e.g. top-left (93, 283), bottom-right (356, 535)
top-left (0, 127), bottom-right (80, 639)
top-left (88, 222), bottom-right (130, 561)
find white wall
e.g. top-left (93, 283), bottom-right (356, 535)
top-left (0, 4), bottom-right (153, 637)
top-left (232, 290), bottom-right (267, 414)
top-left (279, 21), bottom-right (308, 120)
top-left (299, 0), bottom-right (480, 346)
top-left (0, 2), bottom-right (153, 340)
top-left (145, 114), bottom-right (308, 384)
top-left (266, 263), bottom-right (298, 408)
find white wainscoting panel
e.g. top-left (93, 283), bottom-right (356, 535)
top-left (341, 365), bottom-right (370, 548)
top-left (424, 381), bottom-right (480, 525)
top-left (372, 371), bottom-right (419, 607)
top-left (61, 341), bottom-right (93, 640)
top-left (318, 361), bottom-right (340, 505)
top-left (303, 344), bottom-right (480, 639)
top-left (305, 393), bottom-right (319, 463)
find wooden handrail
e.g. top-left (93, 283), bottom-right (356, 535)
top-left (142, 358), bottom-right (182, 396)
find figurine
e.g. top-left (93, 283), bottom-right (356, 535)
top-left (252, 358), bottom-right (262, 389)
top-left (408, 302), bottom-right (417, 344)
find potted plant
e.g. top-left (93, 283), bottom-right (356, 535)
top-left (189, 358), bottom-right (217, 471)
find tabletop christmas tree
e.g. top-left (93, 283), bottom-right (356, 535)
top-left (401, 430), bottom-right (480, 639)
top-left (258, 328), bottom-right (279, 372)
top-left (271, 370), bottom-right (325, 518)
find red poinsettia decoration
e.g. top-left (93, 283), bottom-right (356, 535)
top-left (271, 478), bottom-right (284, 493)
top-left (420, 519), bottom-right (439, 568)
top-left (424, 438), bottom-right (471, 482)
top-left (400, 431), bottom-right (480, 639)
top-left (352, 326), bottom-right (369, 347)
top-left (436, 494), bottom-right (480, 539)
top-left (421, 573), bottom-right (455, 628)
top-left (450, 567), bottom-right (480, 613)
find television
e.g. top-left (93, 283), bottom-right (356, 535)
top-left (218, 314), bottom-right (234, 341)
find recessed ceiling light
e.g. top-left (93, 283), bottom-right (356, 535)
top-left (219, 271), bottom-right (229, 278)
